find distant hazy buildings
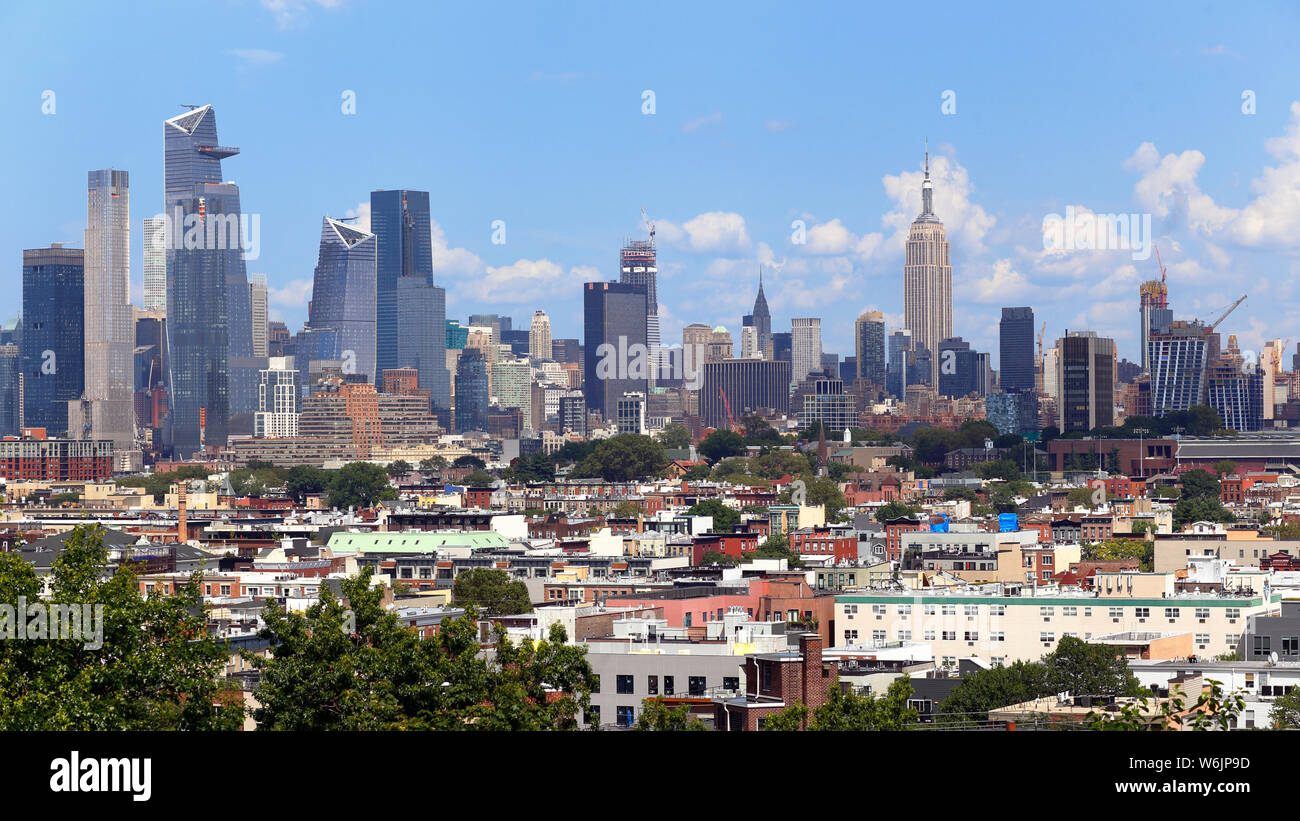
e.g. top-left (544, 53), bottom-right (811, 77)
top-left (372, 190), bottom-right (432, 380)
top-left (791, 318), bottom-right (822, 386)
top-left (529, 310), bottom-right (552, 362)
top-left (454, 347), bottom-right (489, 433)
top-left (22, 243), bottom-right (84, 436)
top-left (249, 274), bottom-right (268, 357)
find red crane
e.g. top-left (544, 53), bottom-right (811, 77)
top-left (718, 387), bottom-right (738, 431)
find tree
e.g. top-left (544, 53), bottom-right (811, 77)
top-left (686, 499), bottom-right (740, 533)
top-left (1271, 687), bottom-right (1300, 729)
top-left (285, 464), bottom-right (330, 504)
top-left (327, 462), bottom-right (398, 509)
top-left (0, 524), bottom-right (241, 731)
top-left (1173, 495), bottom-right (1235, 529)
top-left (610, 501), bottom-right (643, 519)
top-left (656, 424), bottom-right (693, 450)
top-left (682, 464), bottom-right (711, 481)
top-left (938, 660), bottom-right (1051, 724)
top-left (452, 454), bottom-right (486, 470)
top-left (573, 434), bottom-right (667, 481)
top-left (507, 450), bottom-right (556, 483)
top-left (943, 487), bottom-right (979, 502)
top-left (699, 429), bottom-right (746, 463)
top-left (1045, 636), bottom-right (1142, 698)
top-left (463, 469), bottom-right (495, 488)
top-left (1212, 459), bottom-right (1237, 478)
top-left (419, 456), bottom-right (448, 473)
top-left (700, 550), bottom-right (741, 566)
top-left (753, 531), bottom-right (803, 567)
top-left (1067, 486), bottom-right (1105, 511)
top-left (253, 570), bottom-right (594, 730)
top-left (784, 475), bottom-right (847, 521)
top-left (875, 500), bottom-right (920, 524)
top-left (974, 459), bottom-right (1021, 482)
top-left (452, 568), bottom-right (533, 616)
top-left (1083, 538), bottom-right (1154, 571)
top-left (1180, 468), bottom-right (1221, 501)
top-left (636, 698), bottom-right (710, 731)
top-left (1085, 678), bottom-right (1246, 731)
top-left (764, 677), bottom-right (918, 731)
top-left (741, 415), bottom-right (782, 445)
top-left (385, 460), bottom-right (413, 478)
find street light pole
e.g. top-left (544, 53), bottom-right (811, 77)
top-left (1133, 428), bottom-right (1149, 480)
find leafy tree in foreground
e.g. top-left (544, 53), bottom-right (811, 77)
top-left (0, 524), bottom-right (241, 731)
top-left (1270, 686), bottom-right (1300, 729)
top-left (452, 567), bottom-right (533, 616)
top-left (1086, 679), bottom-right (1246, 731)
top-left (253, 568), bottom-right (593, 730)
top-left (636, 698), bottom-right (710, 731)
top-left (573, 434), bottom-right (668, 481)
top-left (763, 677), bottom-right (918, 731)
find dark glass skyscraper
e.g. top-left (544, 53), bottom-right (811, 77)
top-left (371, 190), bottom-right (433, 379)
top-left (397, 276), bottom-right (450, 410)
top-left (22, 243), bottom-right (84, 435)
top-left (164, 104), bottom-right (254, 455)
top-left (454, 347), bottom-right (489, 432)
top-left (999, 306), bottom-right (1035, 393)
top-left (309, 217), bottom-right (377, 383)
top-left (855, 310), bottom-right (886, 385)
top-left (583, 281), bottom-right (648, 420)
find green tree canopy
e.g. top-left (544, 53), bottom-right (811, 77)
top-left (451, 568), bottom-right (533, 616)
top-left (452, 454), bottom-right (486, 470)
top-left (463, 469), bottom-right (496, 488)
top-left (385, 460), bottom-right (413, 478)
top-left (253, 570), bottom-right (593, 730)
top-left (636, 698), bottom-right (710, 731)
top-left (285, 464), bottom-right (330, 504)
top-left (699, 429), bottom-right (746, 463)
top-left (764, 677), bottom-right (918, 731)
top-left (0, 524), bottom-right (241, 730)
top-left (573, 434), bottom-right (668, 481)
top-left (656, 424), bottom-right (693, 450)
top-left (1180, 468), bottom-right (1221, 501)
top-left (875, 500), bottom-right (921, 524)
top-left (686, 499), bottom-right (740, 533)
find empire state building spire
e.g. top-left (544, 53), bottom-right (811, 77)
top-left (919, 138), bottom-right (937, 221)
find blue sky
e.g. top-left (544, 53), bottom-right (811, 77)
top-left (3, 0), bottom-right (1300, 367)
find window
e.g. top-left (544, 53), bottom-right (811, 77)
top-left (923, 629), bottom-right (936, 641)
top-left (941, 604), bottom-right (956, 616)
top-left (689, 676), bottom-right (706, 696)
top-left (1135, 607), bottom-right (1150, 619)
top-left (616, 706), bottom-right (635, 727)
top-left (616, 675), bottom-right (634, 694)
top-left (1284, 637), bottom-right (1300, 656)
top-left (964, 605), bottom-right (979, 616)
top-left (1040, 632), bottom-right (1055, 644)
top-left (220, 584), bottom-right (231, 596)
top-left (897, 604), bottom-right (912, 616)
top-left (1226, 608), bottom-right (1241, 620)
top-left (647, 675), bottom-right (658, 695)
top-left (990, 632), bottom-right (1005, 642)
top-left (845, 604), bottom-right (858, 616)
top-left (1164, 607), bottom-right (1180, 619)
top-left (991, 657), bottom-right (1006, 667)
top-left (872, 604), bottom-right (887, 615)
top-left (1195, 634), bottom-right (1210, 647)
top-left (723, 676), bottom-right (739, 691)
top-left (663, 676), bottom-right (675, 695)
top-left (924, 604), bottom-right (937, 616)
top-left (942, 631), bottom-right (956, 641)
top-left (845, 629), bottom-right (859, 641)
top-left (1040, 606), bottom-right (1054, 618)
top-left (872, 630), bottom-right (887, 643)
top-left (1084, 607), bottom-right (1092, 617)
top-left (898, 629), bottom-right (912, 641)
top-left (990, 605), bottom-right (1006, 616)
top-left (1062, 606), bottom-right (1077, 617)
top-left (1254, 636), bottom-right (1272, 657)
top-left (1195, 607), bottom-right (1210, 620)
top-left (1108, 607), bottom-right (1123, 619)
top-left (684, 612), bottom-right (692, 627)
top-left (964, 631), bottom-right (978, 641)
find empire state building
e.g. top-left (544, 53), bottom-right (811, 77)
top-left (903, 145), bottom-right (952, 388)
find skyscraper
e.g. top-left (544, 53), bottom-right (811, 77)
top-left (751, 269), bottom-right (772, 357)
top-left (309, 217), bottom-right (378, 384)
top-left (620, 235), bottom-right (659, 377)
top-left (903, 145), bottom-right (953, 387)
top-left (1139, 278), bottom-right (1172, 371)
top-left (700, 359), bottom-right (791, 430)
top-left (164, 104), bottom-right (254, 455)
top-left (937, 337), bottom-right (979, 399)
top-left (1057, 331), bottom-right (1115, 433)
top-left (529, 310), bottom-right (552, 362)
top-left (999, 307), bottom-right (1035, 393)
top-left (254, 357), bottom-right (300, 438)
top-left (584, 281), bottom-right (647, 420)
top-left (249, 274), bottom-right (268, 357)
top-left (371, 190), bottom-right (433, 379)
top-left (791, 318), bottom-right (822, 386)
top-left (396, 276), bottom-right (450, 411)
top-left (73, 168), bottom-right (136, 450)
top-left (855, 310), bottom-right (886, 386)
top-left (454, 347), bottom-right (489, 433)
top-left (1147, 322), bottom-right (1209, 417)
top-left (22, 243), bottom-right (84, 436)
top-left (0, 345), bottom-right (19, 437)
top-left (886, 329), bottom-right (913, 398)
top-left (142, 215), bottom-right (167, 313)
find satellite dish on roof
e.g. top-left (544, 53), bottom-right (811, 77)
top-left (1271, 651), bottom-right (1279, 665)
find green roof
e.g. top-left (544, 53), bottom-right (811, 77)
top-left (326, 531), bottom-right (511, 555)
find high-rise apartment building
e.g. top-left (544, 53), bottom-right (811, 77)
top-left (1139, 279), bottom-right (1172, 372)
top-left (903, 147), bottom-right (953, 387)
top-left (22, 243), bottom-right (84, 436)
top-left (1057, 331), bottom-right (1115, 433)
top-left (249, 273), bottom-right (269, 357)
top-left (616, 391), bottom-right (647, 435)
top-left (855, 311), bottom-right (886, 386)
top-left (0, 346), bottom-right (20, 437)
top-left (529, 310), bottom-right (552, 362)
top-left (798, 376), bottom-right (856, 435)
top-left (454, 348), bottom-right (489, 433)
top-left (492, 357), bottom-right (533, 428)
top-left (309, 217), bottom-right (378, 384)
top-left (1147, 322), bottom-right (1209, 417)
top-left (254, 356), bottom-right (300, 438)
top-left (142, 215), bottom-right (167, 313)
top-left (791, 318), bottom-right (822, 386)
top-left (72, 169), bottom-right (136, 451)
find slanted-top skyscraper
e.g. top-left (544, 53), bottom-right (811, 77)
top-left (750, 268), bottom-right (772, 358)
top-left (164, 104), bottom-right (254, 456)
top-left (310, 217), bottom-right (378, 384)
top-left (903, 143), bottom-right (953, 387)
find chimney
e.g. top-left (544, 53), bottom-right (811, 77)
top-left (800, 632), bottom-right (825, 717)
top-left (177, 483), bottom-right (187, 544)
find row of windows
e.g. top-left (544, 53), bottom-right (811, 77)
top-left (853, 629), bottom-right (1242, 647)
top-left (847, 603), bottom-right (1241, 620)
top-left (603, 674), bottom-right (740, 698)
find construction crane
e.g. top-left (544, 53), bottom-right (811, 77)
top-left (1206, 294), bottom-right (1247, 334)
top-left (718, 387), bottom-right (738, 431)
top-left (1036, 321), bottom-right (1047, 363)
top-left (640, 206), bottom-right (655, 242)
top-left (1154, 242), bottom-right (1167, 284)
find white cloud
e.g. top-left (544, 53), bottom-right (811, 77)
top-left (682, 112), bottom-right (723, 134)
top-left (658, 211), bottom-right (751, 254)
top-left (226, 48), bottom-right (285, 69)
top-left (261, 0), bottom-right (343, 29)
top-left (880, 152), bottom-right (997, 255)
top-left (268, 278), bottom-right (313, 311)
top-left (765, 120), bottom-right (796, 133)
top-left (344, 201), bottom-right (370, 233)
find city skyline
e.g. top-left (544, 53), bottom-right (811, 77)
top-left (4, 2), bottom-right (1300, 369)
